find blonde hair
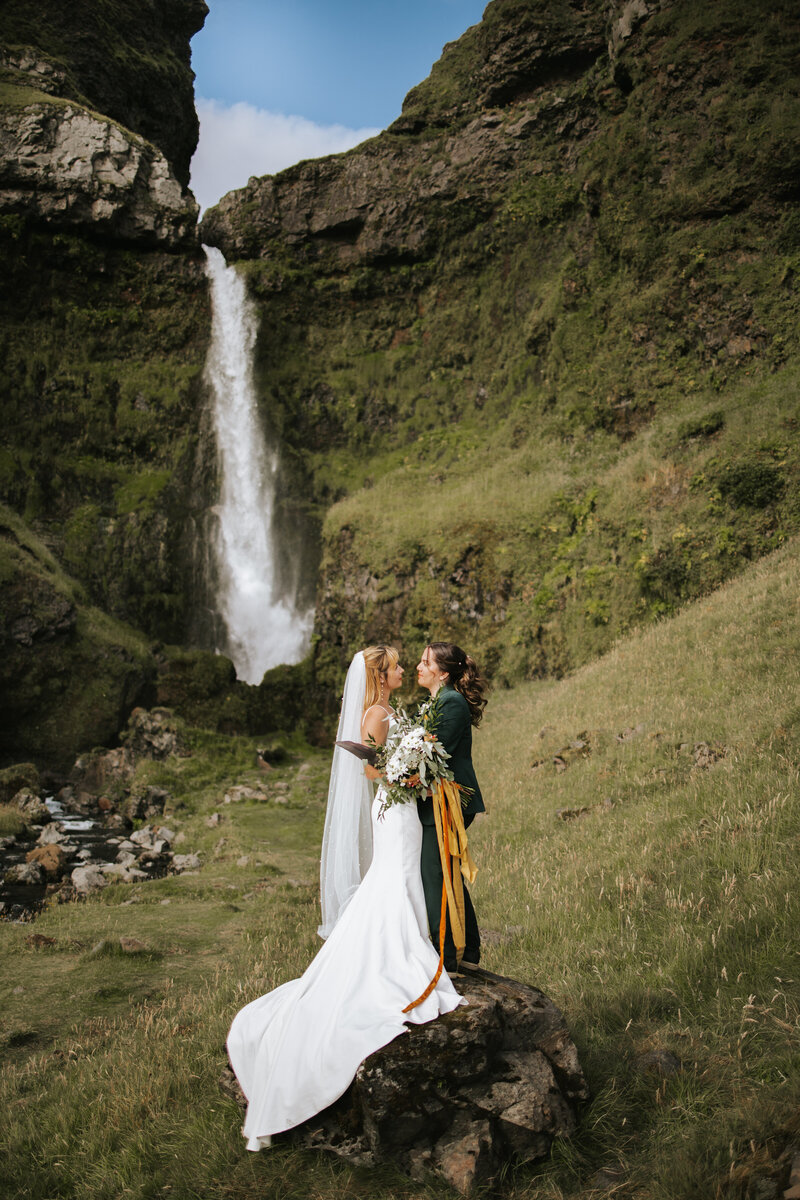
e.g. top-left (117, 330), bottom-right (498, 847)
top-left (361, 645), bottom-right (399, 712)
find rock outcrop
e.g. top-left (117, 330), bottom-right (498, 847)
top-left (0, 0), bottom-right (207, 185)
top-left (200, 0), bottom-right (610, 264)
top-left (287, 969), bottom-right (588, 1195)
top-left (0, 98), bottom-right (198, 247)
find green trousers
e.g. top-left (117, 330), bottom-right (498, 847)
top-left (419, 815), bottom-right (480, 968)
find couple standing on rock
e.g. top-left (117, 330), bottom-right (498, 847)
top-left (227, 640), bottom-right (487, 1149)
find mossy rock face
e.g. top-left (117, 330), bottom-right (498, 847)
top-left (0, 223), bottom-right (211, 644)
top-left (155, 648), bottom-right (238, 731)
top-left (0, 507), bottom-right (156, 769)
top-left (153, 649), bottom-right (318, 740)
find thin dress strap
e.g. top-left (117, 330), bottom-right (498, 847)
top-left (363, 704), bottom-right (393, 722)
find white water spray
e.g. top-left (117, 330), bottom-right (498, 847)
top-left (202, 245), bottom-right (313, 684)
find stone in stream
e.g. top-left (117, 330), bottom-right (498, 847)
top-left (36, 824), bottom-right (67, 845)
top-left (222, 968), bottom-right (589, 1196)
top-left (11, 788), bottom-right (51, 824)
top-left (5, 861), bottom-right (45, 886)
top-left (26, 844), bottom-right (69, 879)
top-left (71, 865), bottom-right (108, 894)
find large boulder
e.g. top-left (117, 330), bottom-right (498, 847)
top-left (290, 969), bottom-right (588, 1195)
top-left (121, 708), bottom-right (184, 761)
top-left (26, 843), bottom-right (68, 879)
top-left (5, 860), bottom-right (44, 886)
top-left (11, 787), bottom-right (50, 824)
top-left (70, 865), bottom-right (107, 894)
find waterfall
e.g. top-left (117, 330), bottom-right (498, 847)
top-left (202, 245), bottom-right (313, 684)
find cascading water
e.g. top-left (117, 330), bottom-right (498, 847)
top-left (202, 245), bottom-right (313, 684)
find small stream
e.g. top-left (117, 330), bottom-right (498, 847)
top-left (0, 798), bottom-right (161, 921)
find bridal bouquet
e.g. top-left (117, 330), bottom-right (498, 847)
top-left (373, 706), bottom-right (454, 818)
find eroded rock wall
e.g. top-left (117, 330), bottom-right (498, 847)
top-left (0, 97), bottom-right (197, 248)
top-left (0, 1), bottom-right (210, 763)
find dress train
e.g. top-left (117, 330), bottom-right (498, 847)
top-left (227, 790), bottom-right (464, 1149)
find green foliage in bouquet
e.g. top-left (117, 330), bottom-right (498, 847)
top-left (371, 700), bottom-right (454, 817)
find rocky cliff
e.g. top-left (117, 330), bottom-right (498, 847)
top-left (0, 1), bottom-right (210, 765)
top-left (0, 0), bottom-right (204, 248)
top-left (0, 0), bottom-right (206, 186)
top-left (202, 0), bottom-right (800, 692)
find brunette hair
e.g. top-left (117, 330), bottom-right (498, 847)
top-left (361, 645), bottom-right (399, 712)
top-left (427, 641), bottom-right (487, 727)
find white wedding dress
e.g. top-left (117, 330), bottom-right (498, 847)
top-left (227, 766), bottom-right (465, 1150)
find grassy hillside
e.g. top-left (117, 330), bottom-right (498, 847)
top-left (315, 357), bottom-right (799, 688)
top-left (1, 538), bottom-right (797, 1198)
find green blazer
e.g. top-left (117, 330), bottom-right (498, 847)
top-left (417, 683), bottom-right (484, 827)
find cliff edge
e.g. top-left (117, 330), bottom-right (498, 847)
top-left (0, 0), bottom-right (206, 246)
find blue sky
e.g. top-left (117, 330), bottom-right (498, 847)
top-left (190, 0), bottom-right (486, 210)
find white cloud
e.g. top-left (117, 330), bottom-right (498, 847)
top-left (190, 98), bottom-right (381, 213)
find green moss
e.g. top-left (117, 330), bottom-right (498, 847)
top-left (716, 461), bottom-right (785, 509)
top-left (114, 470), bottom-right (171, 516)
top-left (0, 762), bottom-right (39, 804)
top-left (0, 803), bottom-right (28, 837)
top-left (0, 222), bottom-right (209, 641)
top-left (0, 81), bottom-right (68, 107)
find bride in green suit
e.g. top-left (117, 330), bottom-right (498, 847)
top-left (415, 641), bottom-right (487, 973)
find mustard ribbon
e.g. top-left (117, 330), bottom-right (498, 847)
top-left (403, 779), bottom-right (478, 1013)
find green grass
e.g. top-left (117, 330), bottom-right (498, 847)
top-left (0, 804), bottom-right (27, 837)
top-left (1, 540), bottom-right (799, 1198)
top-left (316, 358), bottom-right (799, 687)
top-left (472, 537), bottom-right (800, 1196)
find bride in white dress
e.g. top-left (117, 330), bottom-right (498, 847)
top-left (227, 645), bottom-right (465, 1150)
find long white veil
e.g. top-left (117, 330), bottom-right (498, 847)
top-left (318, 651), bottom-right (374, 938)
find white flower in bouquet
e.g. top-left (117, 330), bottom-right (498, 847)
top-left (374, 708), bottom-right (455, 817)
